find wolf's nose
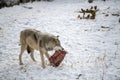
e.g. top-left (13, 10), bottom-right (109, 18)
top-left (62, 48), bottom-right (64, 50)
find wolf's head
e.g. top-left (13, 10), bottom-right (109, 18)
top-left (40, 35), bottom-right (64, 51)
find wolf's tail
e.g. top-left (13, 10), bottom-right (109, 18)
top-left (27, 46), bottom-right (31, 54)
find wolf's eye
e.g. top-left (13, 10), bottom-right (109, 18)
top-left (56, 43), bottom-right (59, 46)
top-left (51, 38), bottom-right (55, 42)
top-left (55, 40), bottom-right (60, 46)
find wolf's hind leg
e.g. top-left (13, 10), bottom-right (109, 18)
top-left (19, 44), bottom-right (27, 65)
top-left (30, 49), bottom-right (36, 62)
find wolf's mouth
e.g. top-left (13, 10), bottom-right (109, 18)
top-left (47, 47), bottom-right (53, 51)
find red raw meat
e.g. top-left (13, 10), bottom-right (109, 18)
top-left (49, 50), bottom-right (67, 67)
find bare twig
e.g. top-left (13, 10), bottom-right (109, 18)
top-left (76, 74), bottom-right (82, 79)
top-left (114, 44), bottom-right (119, 59)
top-left (101, 50), bottom-right (107, 80)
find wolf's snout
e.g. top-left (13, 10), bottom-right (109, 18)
top-left (62, 47), bottom-right (64, 50)
top-left (54, 46), bottom-right (63, 51)
top-left (59, 46), bottom-right (64, 50)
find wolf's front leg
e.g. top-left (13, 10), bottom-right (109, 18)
top-left (40, 50), bottom-right (45, 68)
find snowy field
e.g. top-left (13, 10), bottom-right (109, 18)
top-left (0, 0), bottom-right (120, 80)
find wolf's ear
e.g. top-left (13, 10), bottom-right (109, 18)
top-left (57, 35), bottom-right (59, 38)
top-left (56, 35), bottom-right (60, 39)
top-left (53, 35), bottom-right (59, 39)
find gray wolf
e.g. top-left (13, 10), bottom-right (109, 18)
top-left (19, 29), bottom-right (64, 68)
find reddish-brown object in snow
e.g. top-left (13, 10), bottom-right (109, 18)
top-left (49, 50), bottom-right (67, 67)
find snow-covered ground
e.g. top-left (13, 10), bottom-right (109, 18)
top-left (0, 0), bottom-right (120, 80)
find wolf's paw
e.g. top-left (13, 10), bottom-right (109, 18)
top-left (19, 62), bottom-right (24, 65)
top-left (42, 65), bottom-right (46, 69)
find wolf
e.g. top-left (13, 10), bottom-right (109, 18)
top-left (19, 29), bottom-right (64, 68)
